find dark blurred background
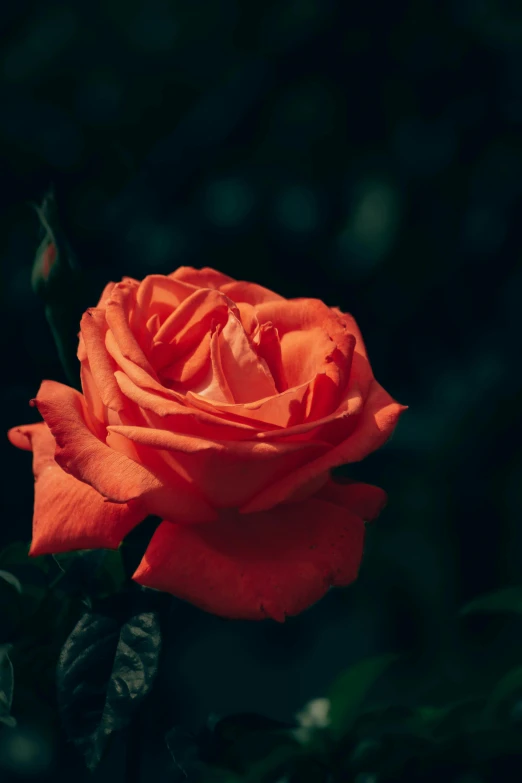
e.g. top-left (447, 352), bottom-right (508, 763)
top-left (1, 0), bottom-right (522, 779)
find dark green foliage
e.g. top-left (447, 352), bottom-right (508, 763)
top-left (0, 544), bottom-right (80, 735)
top-left (0, 645), bottom-right (16, 728)
top-left (171, 670), bottom-right (522, 783)
top-left (158, 588), bottom-right (522, 781)
top-left (166, 714), bottom-right (300, 783)
top-left (461, 587), bottom-right (522, 616)
top-left (327, 654), bottom-right (399, 739)
top-left (56, 593), bottom-right (162, 770)
top-left (52, 548), bottom-right (126, 599)
top-left (1, 539), bottom-right (522, 780)
top-left (30, 191), bottom-right (90, 391)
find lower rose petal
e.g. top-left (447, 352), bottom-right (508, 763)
top-left (133, 496), bottom-right (366, 621)
top-left (8, 423), bottom-right (145, 555)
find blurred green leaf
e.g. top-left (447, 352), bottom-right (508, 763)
top-left (165, 726), bottom-right (204, 781)
top-left (0, 570), bottom-right (22, 595)
top-left (98, 549), bottom-right (126, 595)
top-left (0, 542), bottom-right (31, 569)
top-left (227, 742), bottom-right (303, 783)
top-left (328, 654), bottom-right (399, 739)
top-left (0, 571), bottom-right (24, 644)
top-left (31, 191), bottom-right (88, 391)
top-left (52, 548), bottom-right (126, 597)
top-left (461, 586), bottom-right (522, 615)
top-left (0, 644), bottom-right (16, 728)
top-left (486, 665), bottom-right (522, 717)
top-left (0, 541), bottom-right (51, 576)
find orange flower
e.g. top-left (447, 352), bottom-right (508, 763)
top-left (8, 267), bottom-right (405, 620)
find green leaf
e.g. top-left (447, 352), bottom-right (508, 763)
top-left (328, 654), bottom-right (399, 739)
top-left (0, 546), bottom-right (54, 643)
top-left (165, 726), bottom-right (202, 781)
top-left (461, 586), bottom-right (522, 615)
top-left (0, 541), bottom-right (51, 582)
top-left (98, 549), bottom-right (126, 596)
top-left (228, 742), bottom-right (303, 783)
top-left (0, 542), bottom-right (31, 569)
top-left (53, 548), bottom-right (126, 597)
top-left (56, 594), bottom-right (161, 770)
top-left (0, 570), bottom-right (22, 595)
top-left (210, 714), bottom-right (296, 774)
top-left (486, 665), bottom-right (522, 717)
top-left (0, 644), bottom-right (16, 727)
top-left (0, 571), bottom-right (24, 644)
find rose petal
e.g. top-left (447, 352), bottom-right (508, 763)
top-left (315, 479), bottom-right (387, 521)
top-left (252, 321), bottom-right (287, 392)
top-left (79, 361), bottom-right (110, 437)
top-left (159, 331), bottom-right (211, 388)
top-left (255, 298), bottom-right (353, 349)
top-left (242, 381), bottom-right (406, 512)
top-left (236, 302), bottom-right (258, 334)
top-left (7, 423), bottom-right (145, 555)
top-left (153, 288), bottom-right (232, 349)
top-left (220, 280), bottom-right (285, 305)
top-left (192, 324), bottom-right (234, 403)
top-left (113, 370), bottom-right (260, 440)
top-left (280, 327), bottom-right (332, 386)
top-left (105, 330), bottom-right (161, 391)
top-left (134, 275), bottom-right (197, 335)
top-left (170, 266), bottom-right (235, 288)
top-left (33, 380), bottom-right (216, 523)
top-left (217, 311), bottom-right (278, 403)
top-left (105, 281), bottom-right (159, 377)
top-left (256, 299), bottom-right (357, 399)
top-left (79, 308), bottom-right (125, 412)
top-left (255, 381), bottom-right (364, 444)
top-left (186, 379), bottom-right (311, 428)
top-left (133, 493), bottom-right (366, 621)
top-left (331, 307), bottom-right (369, 359)
top-left (106, 423), bottom-right (328, 507)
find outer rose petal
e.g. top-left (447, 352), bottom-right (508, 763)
top-left (33, 380), bottom-right (217, 523)
top-left (133, 490), bottom-right (367, 621)
top-left (170, 266), bottom-right (235, 288)
top-left (242, 381), bottom-right (406, 512)
top-left (220, 280), bottom-right (285, 305)
top-left (7, 423), bottom-right (144, 555)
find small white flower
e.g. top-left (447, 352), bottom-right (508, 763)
top-left (293, 697), bottom-right (331, 743)
top-left (296, 697), bottom-right (331, 729)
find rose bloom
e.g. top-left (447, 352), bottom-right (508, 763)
top-left (8, 267), bottom-right (405, 620)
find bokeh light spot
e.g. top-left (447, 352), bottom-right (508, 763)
top-left (274, 185), bottom-right (320, 234)
top-left (203, 177), bottom-right (255, 228)
top-left (337, 180), bottom-right (400, 273)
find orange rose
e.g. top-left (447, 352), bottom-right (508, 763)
top-left (8, 267), bottom-right (405, 620)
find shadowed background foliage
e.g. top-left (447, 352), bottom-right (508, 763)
top-left (0, 0), bottom-right (521, 780)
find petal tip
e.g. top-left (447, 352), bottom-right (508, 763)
top-left (28, 540), bottom-right (45, 558)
